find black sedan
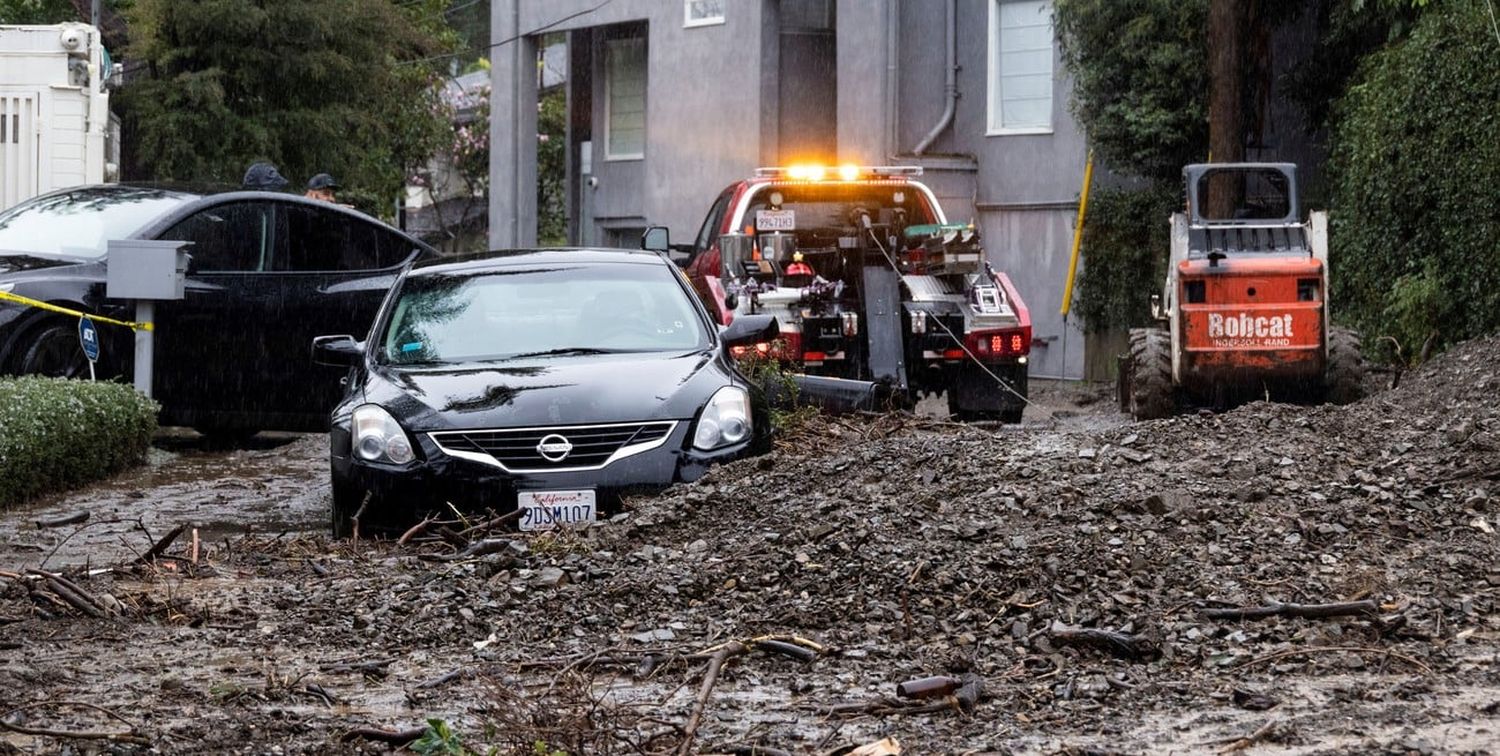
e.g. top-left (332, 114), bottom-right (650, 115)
top-left (0, 185), bottom-right (435, 436)
top-left (312, 248), bottom-right (777, 537)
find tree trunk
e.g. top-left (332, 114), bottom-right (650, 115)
top-left (1206, 0), bottom-right (1246, 218)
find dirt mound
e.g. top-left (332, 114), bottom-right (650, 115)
top-left (2, 338), bottom-right (1497, 753)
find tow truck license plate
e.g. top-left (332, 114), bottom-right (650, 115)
top-left (756, 209), bottom-right (796, 231)
top-left (518, 490), bottom-right (597, 531)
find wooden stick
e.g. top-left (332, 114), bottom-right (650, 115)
top-left (352, 494), bottom-right (371, 542)
top-left (676, 640), bottom-right (747, 756)
top-left (415, 668), bottom-right (466, 690)
top-left (456, 509), bottom-right (524, 538)
top-left (25, 571), bottom-right (106, 618)
top-left (35, 511), bottom-right (89, 529)
top-left (339, 725), bottom-right (429, 746)
top-left (1237, 645), bottom-right (1432, 675)
top-left (189, 528), bottom-right (200, 566)
top-left (0, 701), bottom-right (148, 745)
top-left (134, 524), bottom-right (186, 564)
top-left (397, 516), bottom-right (434, 546)
top-left (1049, 627), bottom-right (1160, 661)
top-left (1216, 717), bottom-right (1279, 753)
top-left (1201, 600), bottom-right (1378, 621)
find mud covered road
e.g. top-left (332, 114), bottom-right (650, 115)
top-left (2, 339), bottom-right (1498, 754)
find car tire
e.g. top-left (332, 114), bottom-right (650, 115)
top-left (1127, 327), bottom-right (1176, 420)
top-left (330, 478), bottom-right (362, 539)
top-left (1324, 327), bottom-right (1365, 405)
top-left (16, 321), bottom-right (90, 379)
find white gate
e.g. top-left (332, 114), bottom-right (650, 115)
top-left (0, 93), bottom-right (40, 211)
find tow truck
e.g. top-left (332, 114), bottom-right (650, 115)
top-left (647, 165), bottom-right (1032, 421)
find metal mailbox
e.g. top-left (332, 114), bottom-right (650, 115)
top-left (106, 239), bottom-right (191, 301)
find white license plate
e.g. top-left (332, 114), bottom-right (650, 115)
top-left (517, 490), bottom-right (597, 532)
top-left (756, 209), bottom-right (796, 231)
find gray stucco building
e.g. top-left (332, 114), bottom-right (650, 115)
top-left (491, 0), bottom-right (1095, 379)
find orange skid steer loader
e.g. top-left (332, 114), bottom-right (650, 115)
top-left (1120, 163), bottom-right (1363, 419)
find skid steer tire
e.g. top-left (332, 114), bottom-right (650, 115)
top-left (1127, 327), bottom-right (1175, 420)
top-left (1324, 327), bottom-right (1365, 405)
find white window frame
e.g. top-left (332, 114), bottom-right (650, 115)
top-left (603, 37), bottom-right (646, 161)
top-left (986, 0), bottom-right (1056, 136)
top-left (684, 0), bottom-right (726, 28)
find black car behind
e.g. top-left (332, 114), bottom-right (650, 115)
top-left (0, 185), bottom-right (435, 436)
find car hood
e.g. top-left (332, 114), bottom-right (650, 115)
top-left (364, 350), bottom-right (730, 431)
top-left (0, 252), bottom-right (88, 276)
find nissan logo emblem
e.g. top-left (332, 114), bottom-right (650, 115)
top-left (536, 433), bottom-right (573, 462)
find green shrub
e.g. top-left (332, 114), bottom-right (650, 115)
top-left (0, 377), bottom-right (159, 507)
top-left (1330, 1), bottom-right (1500, 356)
top-left (1074, 185), bottom-right (1178, 333)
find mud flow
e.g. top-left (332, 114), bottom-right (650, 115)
top-left (2, 340), bottom-right (1499, 754)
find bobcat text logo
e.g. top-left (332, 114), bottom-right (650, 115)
top-left (1208, 313), bottom-right (1293, 339)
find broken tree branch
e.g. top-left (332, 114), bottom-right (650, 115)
top-left (1049, 626), bottom-right (1161, 661)
top-left (339, 725), bottom-right (429, 746)
top-left (676, 640), bottom-right (747, 756)
top-left (1201, 600), bottom-right (1379, 621)
top-left (0, 701), bottom-right (148, 745)
top-left (1214, 717), bottom-right (1280, 753)
top-left (25, 570), bottom-right (107, 619)
top-left (34, 511), bottom-right (88, 529)
top-left (134, 524), bottom-right (187, 564)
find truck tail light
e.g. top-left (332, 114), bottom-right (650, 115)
top-left (963, 326), bottom-right (1031, 359)
top-left (841, 312), bottom-right (859, 337)
top-left (730, 331), bottom-right (802, 361)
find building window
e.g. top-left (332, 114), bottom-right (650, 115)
top-left (684, 0), bottom-right (726, 28)
top-left (605, 37), bottom-right (646, 160)
top-left (987, 0), bottom-right (1055, 135)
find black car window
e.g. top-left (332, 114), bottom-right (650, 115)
top-left (159, 201), bottom-right (275, 272)
top-left (373, 227), bottom-right (420, 268)
top-left (277, 203), bottom-right (383, 272)
top-left (693, 190), bottom-right (734, 254)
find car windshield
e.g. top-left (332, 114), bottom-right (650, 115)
top-left (744, 182), bottom-right (940, 244)
top-left (0, 187), bottom-right (196, 259)
top-left (381, 262), bottom-right (710, 365)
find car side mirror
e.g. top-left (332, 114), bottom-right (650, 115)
top-left (719, 314), bottom-right (778, 348)
top-left (312, 335), bottom-right (364, 367)
top-left (641, 226), bottom-right (670, 253)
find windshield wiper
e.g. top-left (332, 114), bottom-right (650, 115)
top-left (504, 347), bottom-right (620, 360)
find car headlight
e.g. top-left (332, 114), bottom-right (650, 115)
top-left (693, 386), bottom-right (752, 450)
top-left (352, 404), bottom-right (416, 464)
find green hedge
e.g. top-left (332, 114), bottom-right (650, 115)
top-left (1330, 1), bottom-right (1500, 359)
top-left (0, 377), bottom-right (159, 507)
top-left (1074, 185), bottom-right (1178, 333)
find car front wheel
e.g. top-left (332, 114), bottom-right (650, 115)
top-left (16, 322), bottom-right (90, 378)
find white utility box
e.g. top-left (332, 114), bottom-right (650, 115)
top-left (107, 240), bottom-right (191, 301)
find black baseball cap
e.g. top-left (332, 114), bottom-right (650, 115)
top-left (307, 173), bottom-right (340, 191)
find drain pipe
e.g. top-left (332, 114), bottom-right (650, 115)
top-left (913, 0), bottom-right (957, 156)
top-left (885, 0), bottom-right (900, 160)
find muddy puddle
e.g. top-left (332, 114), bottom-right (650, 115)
top-left (0, 431), bottom-right (327, 569)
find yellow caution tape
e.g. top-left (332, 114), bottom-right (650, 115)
top-left (0, 290), bottom-right (153, 331)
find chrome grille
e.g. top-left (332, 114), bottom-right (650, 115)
top-left (430, 421), bottom-right (677, 472)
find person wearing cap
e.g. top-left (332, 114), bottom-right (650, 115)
top-left (242, 161), bottom-right (290, 191)
top-left (305, 173), bottom-right (339, 203)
